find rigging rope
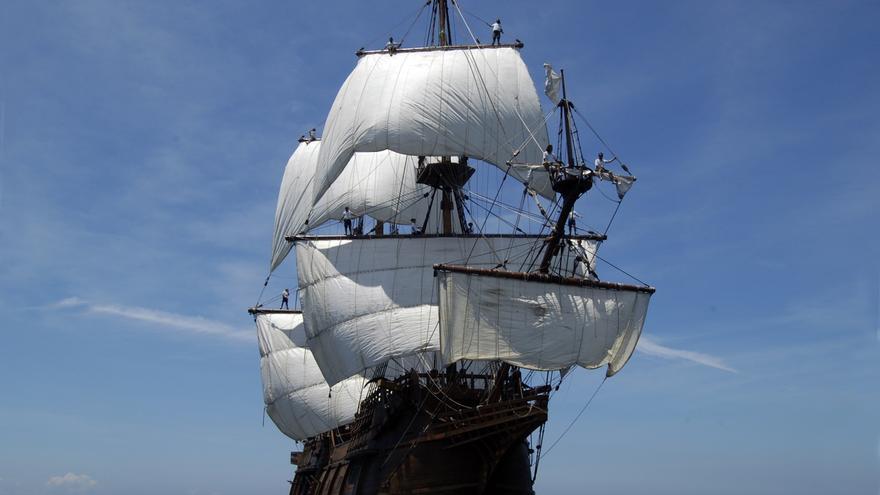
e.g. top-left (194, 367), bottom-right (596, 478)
top-left (571, 105), bottom-right (635, 175)
top-left (540, 375), bottom-right (607, 458)
top-left (398, 1), bottom-right (431, 46)
top-left (450, 0), bottom-right (479, 45)
top-left (361, 1), bottom-right (431, 49)
top-left (456, 3), bottom-right (493, 27)
top-left (592, 251), bottom-right (652, 287)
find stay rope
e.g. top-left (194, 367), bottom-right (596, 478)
top-left (540, 375), bottom-right (607, 458)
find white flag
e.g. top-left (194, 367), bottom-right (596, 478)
top-left (543, 63), bottom-right (562, 105)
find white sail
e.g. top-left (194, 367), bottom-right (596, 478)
top-left (295, 235), bottom-right (598, 386)
top-left (271, 143), bottom-right (320, 272)
top-left (270, 142), bottom-right (437, 272)
top-left (313, 47), bottom-right (553, 205)
top-left (255, 311), bottom-right (364, 441)
top-left (437, 270), bottom-right (653, 376)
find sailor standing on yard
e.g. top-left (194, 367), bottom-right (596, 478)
top-left (491, 19), bottom-right (503, 45)
top-left (342, 207), bottom-right (354, 236)
top-left (410, 218), bottom-right (422, 235)
top-left (280, 288), bottom-right (290, 309)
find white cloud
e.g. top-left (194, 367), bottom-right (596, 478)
top-left (638, 336), bottom-right (737, 373)
top-left (56, 298), bottom-right (252, 343)
top-left (46, 473), bottom-right (96, 491)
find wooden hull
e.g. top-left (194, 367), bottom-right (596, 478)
top-left (290, 369), bottom-right (548, 495)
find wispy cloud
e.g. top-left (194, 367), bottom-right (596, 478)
top-left (46, 472), bottom-right (96, 492)
top-left (638, 335), bottom-right (737, 373)
top-left (55, 297), bottom-right (252, 343)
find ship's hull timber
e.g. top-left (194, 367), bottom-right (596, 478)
top-left (290, 368), bottom-right (548, 495)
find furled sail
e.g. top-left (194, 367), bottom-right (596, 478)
top-left (270, 142), bottom-right (436, 271)
top-left (295, 235), bottom-right (599, 386)
top-left (436, 268), bottom-right (653, 377)
top-left (313, 46), bottom-right (553, 205)
top-left (255, 311), bottom-right (364, 441)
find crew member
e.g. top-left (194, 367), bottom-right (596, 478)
top-left (491, 19), bottom-right (503, 45)
top-left (281, 288), bottom-right (290, 309)
top-left (594, 152), bottom-right (617, 173)
top-left (410, 218), bottom-right (422, 235)
top-left (343, 207), bottom-right (354, 236)
top-left (542, 144), bottom-right (558, 165)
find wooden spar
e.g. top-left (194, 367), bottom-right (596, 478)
top-left (441, 189), bottom-right (454, 234)
top-left (286, 233), bottom-right (607, 242)
top-left (561, 70), bottom-right (575, 168)
top-left (437, 0), bottom-right (450, 46)
top-left (247, 308), bottom-right (303, 315)
top-left (356, 42), bottom-right (524, 56)
top-left (434, 263), bottom-right (656, 294)
top-left (539, 191), bottom-right (578, 273)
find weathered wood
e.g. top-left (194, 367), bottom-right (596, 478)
top-left (289, 369), bottom-right (548, 495)
top-left (247, 308), bottom-right (301, 315)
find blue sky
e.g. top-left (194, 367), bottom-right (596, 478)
top-left (1, 1), bottom-right (877, 494)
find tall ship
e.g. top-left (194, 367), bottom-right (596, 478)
top-left (249, 2), bottom-right (654, 493)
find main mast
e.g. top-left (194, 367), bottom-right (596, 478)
top-left (417, 0), bottom-right (474, 235)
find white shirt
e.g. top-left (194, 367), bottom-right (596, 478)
top-left (492, 22), bottom-right (502, 33)
top-left (342, 210), bottom-right (353, 220)
top-left (543, 150), bottom-right (557, 163)
top-left (594, 157), bottom-right (613, 169)
top-left (282, 289), bottom-right (289, 298)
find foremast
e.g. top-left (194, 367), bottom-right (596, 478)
top-left (539, 69), bottom-right (592, 273)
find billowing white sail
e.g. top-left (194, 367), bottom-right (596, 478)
top-left (437, 270), bottom-right (653, 376)
top-left (313, 47), bottom-right (553, 205)
top-left (255, 311), bottom-right (364, 441)
top-left (271, 143), bottom-right (320, 272)
top-left (295, 235), bottom-right (598, 386)
top-left (270, 142), bottom-right (437, 271)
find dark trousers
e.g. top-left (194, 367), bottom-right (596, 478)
top-left (344, 219), bottom-right (352, 235)
top-left (281, 297), bottom-right (289, 309)
top-left (492, 31), bottom-right (501, 45)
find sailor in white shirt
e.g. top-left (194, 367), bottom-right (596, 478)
top-left (491, 19), bottom-right (503, 45)
top-left (410, 218), bottom-right (422, 235)
top-left (594, 152), bottom-right (617, 173)
top-left (281, 288), bottom-right (290, 309)
top-left (342, 207), bottom-right (354, 236)
top-left (542, 144), bottom-right (558, 164)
